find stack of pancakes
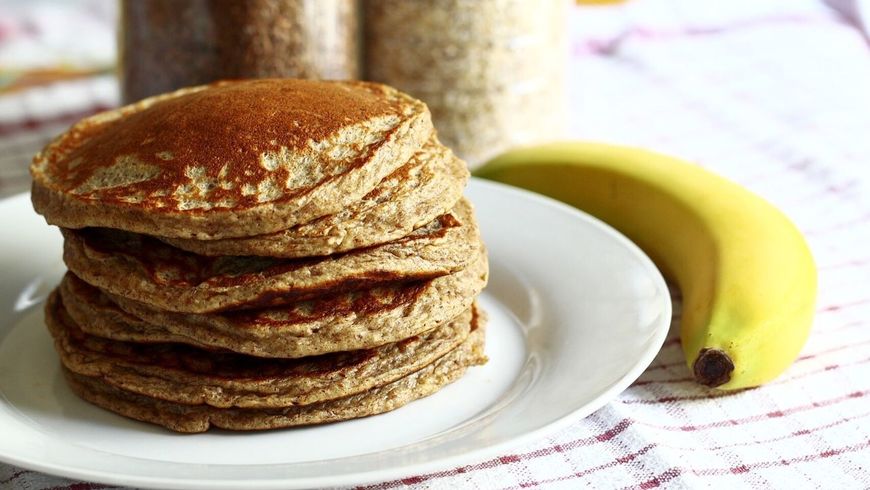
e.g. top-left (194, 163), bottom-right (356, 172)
top-left (30, 79), bottom-right (488, 433)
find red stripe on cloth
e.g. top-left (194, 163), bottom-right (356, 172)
top-left (635, 336), bottom-right (870, 387)
top-left (798, 338), bottom-right (870, 361)
top-left (0, 106), bottom-right (110, 137)
top-left (45, 483), bottom-right (115, 490)
top-left (571, 13), bottom-right (846, 57)
top-left (597, 419), bottom-right (632, 442)
top-left (648, 411), bottom-right (870, 453)
top-left (0, 469), bottom-right (30, 485)
top-left (632, 468), bottom-right (683, 489)
top-left (634, 354), bottom-right (870, 389)
top-left (817, 297), bottom-right (870, 313)
top-left (777, 357), bottom-right (870, 385)
top-left (497, 444), bottom-right (658, 490)
top-left (661, 439), bottom-right (870, 480)
top-left (641, 391), bottom-right (868, 431)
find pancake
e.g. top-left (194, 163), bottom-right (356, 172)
top-left (31, 79), bottom-right (433, 240)
top-left (62, 198), bottom-right (480, 313)
top-left (62, 323), bottom-right (486, 433)
top-left (47, 289), bottom-right (479, 408)
top-left (60, 250), bottom-right (488, 358)
top-left (162, 135), bottom-right (469, 258)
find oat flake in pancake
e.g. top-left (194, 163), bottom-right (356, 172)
top-left (31, 79), bottom-right (432, 240)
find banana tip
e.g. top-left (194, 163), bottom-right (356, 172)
top-left (693, 348), bottom-right (734, 388)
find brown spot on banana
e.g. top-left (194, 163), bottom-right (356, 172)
top-left (693, 348), bottom-right (734, 388)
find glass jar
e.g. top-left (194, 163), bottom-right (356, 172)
top-left (120, 0), bottom-right (360, 104)
top-left (364, 0), bottom-right (568, 168)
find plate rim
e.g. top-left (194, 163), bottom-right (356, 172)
top-left (0, 178), bottom-right (671, 489)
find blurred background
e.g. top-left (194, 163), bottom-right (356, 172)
top-left (1, 0), bottom-right (869, 200)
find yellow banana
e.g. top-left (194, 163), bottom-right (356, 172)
top-left (475, 142), bottom-right (817, 390)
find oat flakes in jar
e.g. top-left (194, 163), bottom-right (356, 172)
top-left (120, 0), bottom-right (360, 103)
top-left (364, 0), bottom-right (568, 168)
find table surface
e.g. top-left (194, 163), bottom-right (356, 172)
top-left (1, 0), bottom-right (869, 488)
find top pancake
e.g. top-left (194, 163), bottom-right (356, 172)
top-left (31, 79), bottom-right (433, 239)
top-left (161, 135), bottom-right (468, 258)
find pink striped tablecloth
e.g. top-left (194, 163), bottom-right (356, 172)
top-left (2, 0), bottom-right (870, 488)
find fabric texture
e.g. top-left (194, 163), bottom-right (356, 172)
top-left (1, 0), bottom-right (869, 488)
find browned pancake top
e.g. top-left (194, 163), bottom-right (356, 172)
top-left (34, 79), bottom-right (420, 214)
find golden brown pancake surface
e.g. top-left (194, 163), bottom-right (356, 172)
top-left (31, 79), bottom-right (433, 239)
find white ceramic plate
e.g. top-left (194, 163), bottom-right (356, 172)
top-left (0, 179), bottom-right (670, 489)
